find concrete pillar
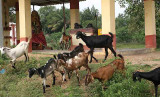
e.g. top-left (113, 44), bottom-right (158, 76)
top-left (15, 2), bottom-right (20, 44)
top-left (70, 0), bottom-right (80, 29)
top-left (0, 0), bottom-right (3, 47)
top-left (2, 0), bottom-right (11, 47)
top-left (19, 0), bottom-right (32, 52)
top-left (144, 0), bottom-right (156, 48)
top-left (101, 0), bottom-right (116, 49)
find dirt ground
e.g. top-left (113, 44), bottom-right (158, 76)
top-left (27, 50), bottom-right (160, 66)
top-left (124, 51), bottom-right (160, 69)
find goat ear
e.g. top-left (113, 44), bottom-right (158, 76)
top-left (53, 55), bottom-right (57, 59)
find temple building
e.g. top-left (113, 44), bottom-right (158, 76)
top-left (0, 0), bottom-right (157, 52)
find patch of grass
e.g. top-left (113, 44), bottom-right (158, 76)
top-left (117, 43), bottom-right (145, 49)
top-left (86, 64), bottom-right (153, 97)
top-left (153, 59), bottom-right (160, 61)
top-left (0, 56), bottom-right (156, 97)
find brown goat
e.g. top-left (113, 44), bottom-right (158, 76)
top-left (59, 32), bottom-right (72, 49)
top-left (85, 54), bottom-right (125, 88)
top-left (58, 51), bottom-right (91, 85)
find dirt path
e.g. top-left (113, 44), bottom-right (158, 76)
top-left (124, 51), bottom-right (160, 69)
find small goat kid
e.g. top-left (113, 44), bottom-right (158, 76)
top-left (57, 43), bottom-right (84, 62)
top-left (0, 38), bottom-right (31, 69)
top-left (76, 31), bottom-right (116, 63)
top-left (58, 51), bottom-right (91, 85)
top-left (28, 58), bottom-right (66, 93)
top-left (59, 32), bottom-right (72, 50)
top-left (133, 67), bottom-right (160, 97)
top-left (85, 54), bottom-right (125, 88)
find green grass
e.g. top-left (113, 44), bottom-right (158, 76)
top-left (117, 43), bottom-right (145, 49)
top-left (152, 58), bottom-right (160, 61)
top-left (0, 56), bottom-right (157, 97)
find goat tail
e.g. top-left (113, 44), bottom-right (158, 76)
top-left (117, 54), bottom-right (124, 60)
top-left (27, 36), bottom-right (32, 43)
top-left (109, 32), bottom-right (113, 39)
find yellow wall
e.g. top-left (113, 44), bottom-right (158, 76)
top-left (144, 0), bottom-right (156, 35)
top-left (101, 0), bottom-right (115, 34)
top-left (19, 0), bottom-right (31, 38)
top-left (70, 9), bottom-right (80, 29)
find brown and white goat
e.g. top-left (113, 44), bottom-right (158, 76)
top-left (85, 54), bottom-right (125, 88)
top-left (59, 32), bottom-right (72, 50)
top-left (58, 51), bottom-right (91, 85)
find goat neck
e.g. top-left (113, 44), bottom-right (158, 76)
top-left (136, 71), bottom-right (153, 81)
top-left (79, 35), bottom-right (88, 43)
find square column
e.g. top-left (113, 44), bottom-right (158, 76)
top-left (70, 0), bottom-right (80, 29)
top-left (2, 0), bottom-right (11, 47)
top-left (101, 0), bottom-right (116, 49)
top-left (15, 2), bottom-right (20, 44)
top-left (0, 0), bottom-right (3, 47)
top-left (144, 0), bottom-right (156, 48)
top-left (19, 0), bottom-right (32, 52)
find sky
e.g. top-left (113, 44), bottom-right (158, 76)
top-left (34, 0), bottom-right (125, 17)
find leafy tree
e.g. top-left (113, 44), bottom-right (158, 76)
top-left (80, 6), bottom-right (101, 28)
top-left (116, 14), bottom-right (131, 43)
top-left (9, 7), bottom-right (16, 23)
top-left (116, 0), bottom-right (160, 46)
top-left (38, 6), bottom-right (70, 34)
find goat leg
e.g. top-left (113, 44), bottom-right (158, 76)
top-left (103, 48), bottom-right (109, 63)
top-left (92, 56), bottom-right (98, 62)
top-left (154, 84), bottom-right (158, 97)
top-left (109, 47), bottom-right (116, 58)
top-left (89, 48), bottom-right (98, 63)
top-left (89, 49), bottom-right (94, 63)
top-left (52, 72), bottom-right (56, 86)
top-left (42, 78), bottom-right (46, 93)
top-left (11, 61), bottom-right (16, 69)
top-left (68, 71), bottom-right (72, 79)
top-left (24, 53), bottom-right (27, 63)
top-left (75, 70), bottom-right (80, 86)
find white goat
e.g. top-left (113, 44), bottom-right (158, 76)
top-left (0, 38), bottom-right (31, 68)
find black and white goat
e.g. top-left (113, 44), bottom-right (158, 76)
top-left (0, 38), bottom-right (31, 68)
top-left (133, 67), bottom-right (160, 97)
top-left (76, 31), bottom-right (116, 63)
top-left (57, 43), bottom-right (84, 62)
top-left (28, 58), bottom-right (66, 93)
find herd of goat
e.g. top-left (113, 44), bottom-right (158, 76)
top-left (0, 31), bottom-right (160, 97)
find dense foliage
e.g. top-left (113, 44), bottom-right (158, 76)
top-left (116, 0), bottom-right (160, 47)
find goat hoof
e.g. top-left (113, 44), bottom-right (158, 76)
top-left (12, 66), bottom-right (16, 69)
